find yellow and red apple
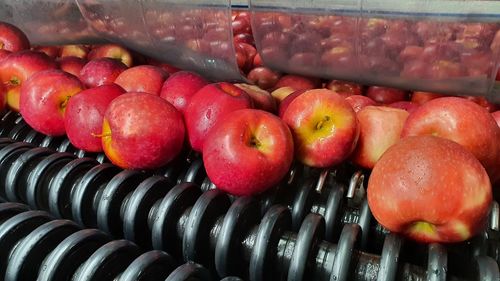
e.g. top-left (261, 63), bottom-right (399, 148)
top-left (0, 22), bottom-right (30, 52)
top-left (282, 89), bottom-right (359, 168)
top-left (368, 136), bottom-right (492, 243)
top-left (101, 92), bottom-right (185, 170)
top-left (19, 69), bottom-right (84, 136)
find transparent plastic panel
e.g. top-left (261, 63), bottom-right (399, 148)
top-left (76, 0), bottom-right (244, 81)
top-left (0, 0), bottom-right (102, 45)
top-left (250, 0), bottom-right (500, 102)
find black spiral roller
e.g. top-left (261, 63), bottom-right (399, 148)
top-left (0, 202), bottom-right (236, 281)
top-left (1, 111), bottom-right (500, 280)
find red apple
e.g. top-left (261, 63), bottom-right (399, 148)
top-left (345, 95), bottom-right (377, 113)
top-left (160, 71), bottom-right (208, 115)
top-left (282, 89), bottom-right (359, 168)
top-left (60, 45), bottom-right (89, 59)
top-left (19, 69), bottom-right (84, 136)
top-left (101, 92), bottom-right (185, 170)
top-left (388, 101), bottom-right (420, 114)
top-left (79, 58), bottom-right (128, 88)
top-left (234, 83), bottom-right (276, 113)
top-left (0, 50), bottom-right (57, 111)
top-left (464, 96), bottom-right (498, 113)
top-left (59, 56), bottom-right (87, 77)
top-left (366, 86), bottom-right (408, 104)
top-left (33, 46), bottom-right (60, 59)
top-left (273, 74), bottom-right (321, 91)
top-left (0, 22), bottom-right (30, 52)
top-left (88, 44), bottom-right (133, 67)
top-left (64, 84), bottom-right (125, 152)
top-left (253, 53), bottom-right (263, 68)
top-left (247, 67), bottom-right (281, 90)
top-left (368, 135), bottom-right (492, 243)
top-left (114, 65), bottom-right (168, 95)
top-left (278, 89), bottom-right (306, 118)
top-left (402, 97), bottom-right (500, 183)
top-left (411, 91), bottom-right (446, 105)
top-left (185, 82), bottom-right (253, 152)
top-left (203, 109), bottom-right (294, 196)
top-left (492, 111), bottom-right (500, 128)
top-left (326, 80), bottom-right (363, 97)
top-left (351, 106), bottom-right (409, 169)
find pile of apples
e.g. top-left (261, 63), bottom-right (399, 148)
top-left (1, 19), bottom-right (500, 245)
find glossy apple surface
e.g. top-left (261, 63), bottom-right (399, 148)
top-left (234, 83), bottom-right (276, 113)
top-left (65, 84), bottom-right (125, 152)
top-left (368, 136), bottom-right (492, 243)
top-left (79, 58), bottom-right (128, 88)
top-left (60, 45), bottom-right (89, 59)
top-left (274, 74), bottom-right (321, 91)
top-left (160, 71), bottom-right (208, 115)
top-left (402, 97), bottom-right (500, 183)
top-left (102, 92), bottom-right (185, 170)
top-left (282, 89), bottom-right (359, 168)
top-left (247, 67), bottom-right (281, 90)
top-left (59, 56), bottom-right (87, 77)
top-left (0, 50), bottom-right (57, 111)
top-left (345, 95), bottom-right (377, 113)
top-left (114, 65), bottom-right (168, 95)
top-left (20, 69), bottom-right (84, 136)
top-left (366, 86), bottom-right (408, 104)
top-left (185, 82), bottom-right (253, 152)
top-left (388, 101), bottom-right (420, 114)
top-left (351, 106), bottom-right (409, 169)
top-left (203, 109), bottom-right (294, 196)
top-left (0, 22), bottom-right (30, 52)
top-left (411, 91), bottom-right (446, 105)
top-left (88, 44), bottom-right (133, 67)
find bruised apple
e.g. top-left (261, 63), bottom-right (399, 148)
top-left (203, 109), bottom-right (294, 196)
top-left (368, 136), bottom-right (492, 243)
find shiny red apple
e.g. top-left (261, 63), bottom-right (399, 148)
top-left (114, 65), bottom-right (168, 95)
top-left (203, 109), bottom-right (294, 196)
top-left (79, 58), bottom-right (128, 88)
top-left (0, 22), bottom-right (30, 52)
top-left (160, 71), bottom-right (208, 115)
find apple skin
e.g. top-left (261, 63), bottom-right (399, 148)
top-left (270, 86), bottom-right (296, 103)
top-left (64, 84), bottom-right (125, 152)
top-left (101, 92), bottom-right (185, 170)
top-left (79, 58), bottom-right (128, 88)
top-left (19, 69), bottom-right (84, 136)
top-left (33, 46), bottom-right (60, 59)
top-left (278, 89), bottom-right (306, 118)
top-left (274, 74), bottom-right (321, 91)
top-left (247, 67), bottom-right (281, 90)
top-left (0, 83), bottom-right (6, 111)
top-left (368, 135), bottom-right (492, 243)
top-left (60, 45), bottom-right (89, 59)
top-left (114, 65), bottom-right (168, 95)
top-left (185, 82), bottom-right (253, 152)
top-left (59, 56), bottom-right (87, 77)
top-left (492, 111), bottom-right (500, 128)
top-left (160, 71), bottom-right (208, 115)
top-left (0, 50), bottom-right (57, 112)
top-left (282, 89), bottom-right (359, 168)
top-left (0, 22), bottom-right (30, 52)
top-left (326, 80), bottom-right (363, 97)
top-left (411, 91), bottom-right (445, 105)
top-left (88, 44), bottom-right (133, 67)
top-left (0, 49), bottom-right (10, 61)
top-left (351, 106), bottom-right (409, 169)
top-left (203, 109), bottom-right (294, 196)
top-left (234, 83), bottom-right (276, 113)
top-left (388, 101), bottom-right (420, 114)
top-left (345, 95), bottom-right (377, 113)
top-left (366, 86), bottom-right (408, 104)
top-left (402, 97), bottom-right (500, 183)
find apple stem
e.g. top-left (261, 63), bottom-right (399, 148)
top-left (249, 135), bottom-right (261, 148)
top-left (316, 116), bottom-right (331, 130)
top-left (59, 95), bottom-right (72, 110)
top-left (9, 76), bottom-right (20, 86)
